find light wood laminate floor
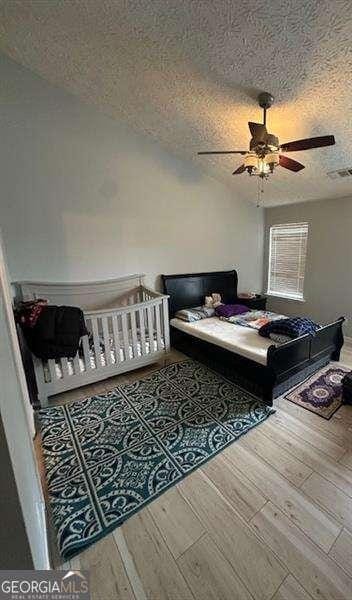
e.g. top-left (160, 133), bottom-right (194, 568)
top-left (38, 349), bottom-right (352, 600)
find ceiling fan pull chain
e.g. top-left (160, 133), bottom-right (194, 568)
top-left (256, 178), bottom-right (265, 208)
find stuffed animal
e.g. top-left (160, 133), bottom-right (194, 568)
top-left (204, 293), bottom-right (223, 309)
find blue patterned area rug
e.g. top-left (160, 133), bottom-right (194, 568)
top-left (39, 359), bottom-right (274, 559)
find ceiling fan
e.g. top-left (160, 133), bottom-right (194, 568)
top-left (198, 92), bottom-right (335, 178)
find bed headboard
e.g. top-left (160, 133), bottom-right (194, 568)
top-left (162, 269), bottom-right (238, 317)
top-left (14, 274), bottom-right (145, 311)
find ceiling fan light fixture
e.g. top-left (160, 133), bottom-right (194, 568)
top-left (244, 153), bottom-right (277, 177)
top-left (244, 153), bottom-right (258, 169)
top-left (257, 159), bottom-right (270, 175)
top-left (265, 151), bottom-right (280, 168)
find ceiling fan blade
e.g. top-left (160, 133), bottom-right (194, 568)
top-left (280, 135), bottom-right (335, 152)
top-left (232, 164), bottom-right (246, 175)
top-left (198, 150), bottom-right (247, 155)
top-left (279, 155), bottom-right (305, 172)
top-left (248, 122), bottom-right (267, 139)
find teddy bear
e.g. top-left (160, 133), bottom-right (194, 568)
top-left (204, 293), bottom-right (223, 309)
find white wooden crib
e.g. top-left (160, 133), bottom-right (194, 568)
top-left (15, 274), bottom-right (170, 407)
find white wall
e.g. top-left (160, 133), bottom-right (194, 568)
top-left (265, 197), bottom-right (352, 336)
top-left (0, 54), bottom-right (264, 293)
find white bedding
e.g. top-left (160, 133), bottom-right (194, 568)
top-left (170, 317), bottom-right (274, 365)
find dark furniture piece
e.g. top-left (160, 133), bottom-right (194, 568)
top-left (16, 323), bottom-right (38, 407)
top-left (162, 269), bottom-right (344, 406)
top-left (238, 295), bottom-right (267, 311)
top-left (342, 372), bottom-right (352, 405)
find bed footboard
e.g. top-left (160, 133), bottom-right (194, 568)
top-left (267, 317), bottom-right (344, 374)
top-left (267, 334), bottom-right (312, 380)
top-left (266, 317), bottom-right (345, 400)
top-left (311, 317), bottom-right (345, 362)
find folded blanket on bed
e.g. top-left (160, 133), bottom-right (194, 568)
top-left (220, 310), bottom-right (287, 330)
top-left (259, 317), bottom-right (320, 339)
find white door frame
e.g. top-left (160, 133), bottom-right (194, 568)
top-left (0, 231), bottom-right (50, 569)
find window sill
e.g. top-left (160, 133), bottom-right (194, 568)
top-left (266, 292), bottom-right (306, 303)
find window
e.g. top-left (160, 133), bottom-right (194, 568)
top-left (267, 222), bottom-right (308, 300)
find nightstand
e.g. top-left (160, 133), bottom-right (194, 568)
top-left (237, 296), bottom-right (267, 311)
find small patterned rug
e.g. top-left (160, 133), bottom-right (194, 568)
top-left (39, 359), bottom-right (274, 559)
top-left (285, 364), bottom-right (350, 419)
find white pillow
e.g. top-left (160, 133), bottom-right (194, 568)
top-left (175, 307), bottom-right (213, 322)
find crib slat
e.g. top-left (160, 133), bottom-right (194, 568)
top-left (36, 359), bottom-right (47, 388)
top-left (155, 302), bottom-right (162, 350)
top-left (121, 312), bottom-right (131, 361)
top-left (130, 310), bottom-right (138, 358)
top-left (162, 297), bottom-right (170, 350)
top-left (146, 306), bottom-right (154, 355)
top-left (102, 316), bottom-right (112, 366)
top-left (48, 359), bottom-right (57, 383)
top-left (112, 315), bottom-right (121, 363)
top-left (91, 317), bottom-right (102, 368)
top-left (73, 353), bottom-right (81, 376)
top-left (60, 357), bottom-right (70, 379)
top-left (81, 334), bottom-right (92, 370)
top-left (138, 308), bottom-right (147, 355)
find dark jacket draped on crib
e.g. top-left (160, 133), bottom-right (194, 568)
top-left (20, 305), bottom-right (87, 360)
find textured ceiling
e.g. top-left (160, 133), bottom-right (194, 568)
top-left (0, 0), bottom-right (352, 206)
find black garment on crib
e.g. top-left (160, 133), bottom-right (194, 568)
top-left (23, 305), bottom-right (87, 360)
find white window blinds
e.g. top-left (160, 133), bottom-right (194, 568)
top-left (267, 222), bottom-right (308, 300)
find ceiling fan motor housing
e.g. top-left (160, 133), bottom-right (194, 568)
top-left (258, 92), bottom-right (274, 110)
top-left (250, 133), bottom-right (279, 154)
top-left (266, 133), bottom-right (279, 149)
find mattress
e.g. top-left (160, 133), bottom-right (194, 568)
top-left (43, 338), bottom-right (164, 383)
top-left (170, 317), bottom-right (274, 365)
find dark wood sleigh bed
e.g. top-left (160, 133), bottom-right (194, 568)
top-left (162, 269), bottom-right (344, 406)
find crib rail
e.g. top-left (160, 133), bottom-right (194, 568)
top-left (15, 273), bottom-right (145, 310)
top-left (83, 294), bottom-right (169, 370)
top-left (83, 285), bottom-right (167, 314)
